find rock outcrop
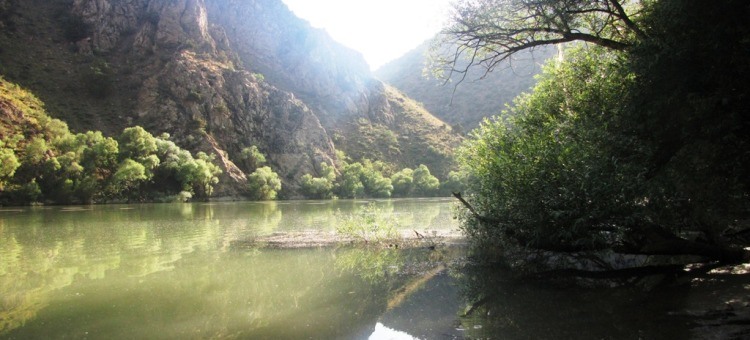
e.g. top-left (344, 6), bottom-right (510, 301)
top-left (0, 0), bottom-right (460, 196)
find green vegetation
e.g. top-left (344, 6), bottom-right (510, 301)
top-left (300, 162), bottom-right (336, 199)
top-left (298, 153), bottom-right (462, 199)
top-left (0, 77), bottom-right (223, 204)
top-left (247, 166), bottom-right (282, 200)
top-left (445, 0), bottom-right (750, 264)
top-left (335, 203), bottom-right (401, 244)
top-left (335, 86), bottom-right (461, 181)
top-left (241, 145), bottom-right (282, 200)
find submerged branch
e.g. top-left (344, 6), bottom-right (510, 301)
top-left (452, 192), bottom-right (501, 224)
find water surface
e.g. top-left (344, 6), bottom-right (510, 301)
top-left (1, 199), bottom-right (747, 339)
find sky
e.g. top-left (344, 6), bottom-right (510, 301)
top-left (281, 0), bottom-right (454, 71)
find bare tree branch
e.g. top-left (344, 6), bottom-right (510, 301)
top-left (431, 0), bottom-right (647, 82)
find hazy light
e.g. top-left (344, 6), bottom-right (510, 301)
top-left (282, 0), bottom-right (453, 70)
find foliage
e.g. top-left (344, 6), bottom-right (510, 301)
top-left (178, 152), bottom-right (222, 198)
top-left (389, 164), bottom-right (443, 197)
top-left (625, 0), bottom-right (750, 231)
top-left (458, 46), bottom-right (645, 251)
top-left (453, 0), bottom-right (750, 262)
top-left (298, 157), bottom-right (449, 199)
top-left (300, 162), bottom-right (337, 199)
top-left (0, 141), bottom-right (19, 189)
top-left (112, 158), bottom-right (147, 193)
top-left (335, 160), bottom-right (394, 199)
top-left (247, 166), bottom-right (282, 200)
top-left (119, 126), bottom-right (158, 162)
top-left (412, 164), bottom-right (440, 196)
top-left (390, 168), bottom-right (414, 197)
top-left (240, 145), bottom-right (266, 170)
top-left (0, 77), bottom-right (225, 204)
top-left (335, 203), bottom-right (402, 244)
top-left (439, 170), bottom-right (468, 196)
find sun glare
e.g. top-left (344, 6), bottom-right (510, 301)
top-left (282, 0), bottom-right (453, 70)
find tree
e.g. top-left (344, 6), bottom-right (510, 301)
top-left (360, 160), bottom-right (393, 198)
top-left (336, 163), bottom-right (366, 199)
top-left (440, 170), bottom-right (468, 196)
top-left (300, 162), bottom-right (337, 199)
top-left (412, 164), bottom-right (440, 196)
top-left (118, 126), bottom-right (157, 162)
top-left (391, 168), bottom-right (414, 197)
top-left (432, 0), bottom-right (647, 81)
top-left (454, 0), bottom-right (750, 266)
top-left (335, 160), bottom-right (393, 198)
top-left (247, 166), bottom-right (282, 200)
top-left (0, 141), bottom-right (19, 190)
top-left (112, 159), bottom-right (147, 195)
top-left (240, 145), bottom-right (267, 171)
top-left (177, 152), bottom-right (222, 198)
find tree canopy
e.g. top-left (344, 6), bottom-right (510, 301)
top-left (448, 0), bottom-right (750, 266)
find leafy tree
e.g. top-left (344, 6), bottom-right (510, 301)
top-left (247, 166), bottom-right (282, 200)
top-left (118, 126), bottom-right (158, 162)
top-left (391, 168), bottom-right (414, 197)
top-left (177, 152), bottom-right (222, 198)
top-left (625, 0), bottom-right (750, 232)
top-left (459, 46), bottom-right (644, 251)
top-left (300, 162), bottom-right (337, 199)
top-left (336, 162), bottom-right (366, 199)
top-left (112, 159), bottom-right (147, 195)
top-left (74, 131), bottom-right (120, 176)
top-left (440, 170), bottom-right (468, 196)
top-left (240, 145), bottom-right (267, 170)
top-left (412, 164), bottom-right (440, 197)
top-left (452, 0), bottom-right (750, 265)
top-left (335, 160), bottom-right (393, 198)
top-left (0, 141), bottom-right (19, 190)
top-left (360, 160), bottom-right (393, 198)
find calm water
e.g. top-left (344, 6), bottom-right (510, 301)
top-left (1, 199), bottom-right (746, 339)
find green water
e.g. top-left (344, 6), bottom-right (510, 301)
top-left (0, 199), bottom-right (466, 339)
top-left (1, 199), bottom-right (746, 339)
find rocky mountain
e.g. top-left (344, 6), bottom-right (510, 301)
top-left (0, 0), bottom-right (460, 196)
top-left (375, 41), bottom-right (555, 131)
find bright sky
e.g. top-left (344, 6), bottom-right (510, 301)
top-left (281, 0), bottom-right (454, 71)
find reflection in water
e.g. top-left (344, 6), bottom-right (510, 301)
top-left (2, 199), bottom-right (733, 339)
top-left (0, 199), bottom-right (459, 338)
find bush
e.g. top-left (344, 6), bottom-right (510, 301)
top-left (335, 203), bottom-right (401, 244)
top-left (247, 166), bottom-right (281, 200)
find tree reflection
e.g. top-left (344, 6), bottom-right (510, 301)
top-left (0, 203), bottom-right (270, 335)
top-left (451, 261), bottom-right (695, 339)
top-left (0, 199), bottom-right (461, 338)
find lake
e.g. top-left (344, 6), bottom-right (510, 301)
top-left (1, 198), bottom-right (748, 339)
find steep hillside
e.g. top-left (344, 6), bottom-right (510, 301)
top-left (375, 41), bottom-right (555, 131)
top-left (0, 0), bottom-right (460, 196)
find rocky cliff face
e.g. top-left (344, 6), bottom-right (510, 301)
top-left (0, 0), bottom-right (460, 196)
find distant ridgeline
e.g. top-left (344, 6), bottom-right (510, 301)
top-left (0, 0), bottom-right (461, 202)
top-left (376, 42), bottom-right (555, 131)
